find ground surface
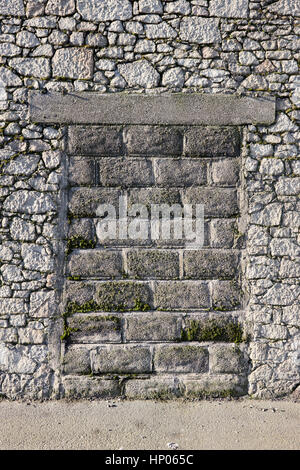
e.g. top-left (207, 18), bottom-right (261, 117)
top-left (0, 398), bottom-right (299, 450)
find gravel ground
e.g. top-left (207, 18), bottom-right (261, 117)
top-left (0, 397), bottom-right (299, 450)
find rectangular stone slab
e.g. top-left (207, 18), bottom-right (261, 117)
top-left (29, 91), bottom-right (276, 125)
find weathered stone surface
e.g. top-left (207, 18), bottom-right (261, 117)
top-left (62, 346), bottom-right (91, 375)
top-left (155, 159), bottom-right (207, 186)
top-left (139, 0), bottom-right (163, 14)
top-left (127, 250), bottom-right (179, 279)
top-left (0, 0), bottom-right (25, 16)
top-left (184, 127), bottom-right (240, 157)
top-left (210, 0), bottom-right (249, 18)
top-left (45, 0), bottom-right (76, 16)
top-left (162, 67), bottom-right (185, 88)
top-left (0, 67), bottom-right (22, 86)
top-left (124, 126), bottom-right (183, 155)
top-left (68, 187), bottom-right (120, 216)
top-left (184, 250), bottom-right (239, 279)
top-left (97, 158), bottom-right (154, 187)
top-left (210, 219), bottom-right (236, 248)
top-left (9, 58), bottom-right (51, 79)
top-left (10, 218), bottom-right (36, 241)
top-left (267, 0), bottom-right (300, 17)
top-left (4, 191), bottom-right (55, 214)
top-left (4, 155), bottom-right (40, 176)
top-left (68, 157), bottom-right (94, 186)
top-left (125, 313), bottom-right (182, 342)
top-left (165, 0), bottom-right (191, 15)
top-left (62, 376), bottom-right (121, 399)
top-left (209, 345), bottom-right (249, 374)
top-left (250, 203), bottom-right (282, 226)
top-left (29, 92), bottom-right (276, 125)
top-left (145, 23), bottom-right (177, 39)
top-left (212, 281), bottom-right (241, 310)
top-left (184, 374), bottom-right (248, 397)
top-left (180, 17), bottom-right (221, 44)
top-left (30, 291), bottom-right (57, 318)
top-left (16, 31), bottom-right (40, 48)
top-left (154, 281), bottom-right (210, 310)
top-left (211, 159), bottom-right (240, 185)
top-left (68, 126), bottom-right (123, 155)
top-left (21, 244), bottom-right (54, 273)
top-left (0, 298), bottom-right (26, 315)
top-left (65, 281), bottom-right (95, 306)
top-left (91, 345), bottom-right (152, 374)
top-left (0, 44), bottom-right (21, 57)
top-left (95, 281), bottom-right (152, 311)
top-left (118, 60), bottom-right (160, 88)
top-left (52, 48), bottom-right (93, 79)
top-left (154, 344), bottom-right (209, 373)
top-left (0, 345), bottom-right (37, 374)
top-left (67, 314), bottom-right (122, 343)
top-left (77, 0), bottom-right (133, 21)
top-left (182, 188), bottom-right (238, 217)
top-left (67, 250), bottom-right (122, 278)
top-left (262, 284), bottom-right (299, 306)
top-left (125, 376), bottom-right (182, 399)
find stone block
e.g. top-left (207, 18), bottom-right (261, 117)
top-left (184, 127), bottom-right (240, 157)
top-left (30, 290), bottom-right (57, 318)
top-left (62, 346), bottom-right (91, 375)
top-left (183, 250), bottom-right (239, 279)
top-left (65, 281), bottom-right (95, 307)
top-left (118, 60), bottom-right (160, 88)
top-left (209, 344), bottom-right (249, 374)
top-left (45, 0), bottom-right (76, 16)
top-left (4, 190), bottom-right (55, 214)
top-left (182, 188), bottom-right (238, 217)
top-left (124, 126), bottom-right (183, 155)
top-left (68, 157), bottom-right (95, 186)
top-left (154, 344), bottom-right (209, 373)
top-left (95, 281), bottom-right (152, 311)
top-left (0, 0), bottom-right (25, 16)
top-left (0, 298), bottom-right (26, 315)
top-left (128, 187), bottom-right (181, 208)
top-left (212, 280), bottom-right (241, 310)
top-left (91, 345), bottom-right (152, 374)
top-left (125, 313), bottom-right (182, 342)
top-left (67, 314), bottom-right (122, 343)
top-left (77, 0), bottom-right (133, 21)
top-left (154, 281), bottom-right (210, 310)
top-left (179, 17), bottom-right (221, 44)
top-left (184, 374), bottom-right (248, 398)
top-left (67, 249), bottom-right (123, 278)
top-left (210, 219), bottom-right (236, 248)
top-left (125, 376), bottom-right (182, 399)
top-left (9, 58), bottom-right (50, 79)
top-left (68, 126), bottom-right (123, 155)
top-left (144, 23), bottom-right (177, 39)
top-left (68, 218), bottom-right (95, 242)
top-left (52, 47), bottom-right (93, 79)
top-left (127, 249), bottom-right (180, 279)
top-left (139, 0), bottom-right (163, 14)
top-left (97, 158), bottom-right (154, 187)
top-left (211, 159), bottom-right (240, 185)
top-left (62, 375), bottom-right (121, 399)
top-left (209, 0), bottom-right (249, 18)
top-left (155, 159), bottom-right (207, 186)
top-left (21, 244), bottom-right (54, 273)
top-left (68, 188), bottom-right (121, 216)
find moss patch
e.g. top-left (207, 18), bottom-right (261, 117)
top-left (181, 319), bottom-right (245, 344)
top-left (66, 236), bottom-right (96, 255)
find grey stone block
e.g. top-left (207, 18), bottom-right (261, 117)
top-left (98, 157), bottom-right (154, 187)
top-left (67, 249), bottom-right (123, 278)
top-left (184, 374), bottom-right (248, 397)
top-left (128, 187), bottom-right (181, 208)
top-left (209, 344), bottom-right (249, 374)
top-left (65, 281), bottom-right (96, 306)
top-left (182, 188), bottom-right (238, 217)
top-left (62, 346), bottom-right (91, 375)
top-left (9, 58), bottom-right (50, 79)
top-left (125, 313), bottom-right (182, 342)
top-left (29, 91), bottom-right (276, 125)
top-left (179, 17), bottom-right (221, 44)
top-left (209, 0), bottom-right (249, 18)
top-left (68, 157), bottom-right (95, 186)
top-left (155, 159), bottom-right (207, 187)
top-left (125, 376), bottom-right (182, 399)
top-left (0, 0), bottom-right (25, 16)
top-left (91, 345), bottom-right (152, 374)
top-left (68, 188), bottom-right (121, 216)
top-left (4, 190), bottom-right (55, 214)
top-left (68, 126), bottom-right (123, 155)
top-left (67, 313), bottom-right (122, 343)
top-left (52, 47), bottom-right (93, 80)
top-left (210, 219), bottom-right (236, 248)
top-left (118, 60), bottom-right (160, 88)
top-left (68, 218), bottom-right (96, 242)
top-left (154, 281), bottom-right (210, 310)
top-left (127, 249), bottom-right (180, 279)
top-left (184, 127), bottom-right (240, 157)
top-left (95, 281), bottom-right (152, 311)
top-left (212, 281), bottom-right (241, 310)
top-left (77, 0), bottom-right (133, 22)
top-left (211, 159), bottom-right (240, 185)
top-left (62, 376), bottom-right (121, 399)
top-left (154, 344), bottom-right (209, 373)
top-left (183, 250), bottom-right (239, 279)
top-left (124, 125), bottom-right (183, 155)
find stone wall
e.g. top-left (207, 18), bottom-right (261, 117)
top-left (0, 0), bottom-right (299, 399)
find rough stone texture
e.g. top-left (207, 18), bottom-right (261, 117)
top-left (68, 126), bottom-right (123, 155)
top-left (45, 0), bottom-right (76, 16)
top-left (52, 48), bottom-right (93, 79)
top-left (9, 58), bottom-right (51, 79)
top-left (125, 313), bottom-right (182, 342)
top-left (154, 281), bottom-right (210, 310)
top-left (118, 60), bottom-right (160, 88)
top-left (180, 18), bottom-right (221, 44)
top-left (0, 0), bottom-right (25, 16)
top-left (91, 345), bottom-right (152, 374)
top-left (77, 0), bottom-right (133, 21)
top-left (67, 250), bottom-right (122, 278)
top-left (209, 0), bottom-right (249, 18)
top-left (154, 345), bottom-right (209, 373)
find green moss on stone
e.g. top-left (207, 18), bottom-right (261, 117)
top-left (181, 319), bottom-right (245, 344)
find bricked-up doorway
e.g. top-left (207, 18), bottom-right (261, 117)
top-left (30, 92), bottom-right (275, 399)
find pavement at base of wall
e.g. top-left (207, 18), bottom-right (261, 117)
top-left (0, 397), bottom-right (299, 450)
